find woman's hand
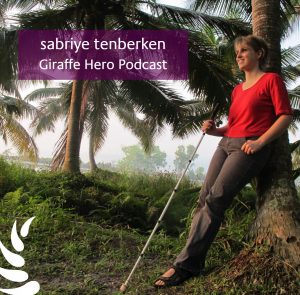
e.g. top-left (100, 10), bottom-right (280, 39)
top-left (241, 114), bottom-right (293, 154)
top-left (201, 120), bottom-right (216, 134)
top-left (241, 139), bottom-right (264, 154)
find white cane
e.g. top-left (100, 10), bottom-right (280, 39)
top-left (120, 104), bottom-right (220, 293)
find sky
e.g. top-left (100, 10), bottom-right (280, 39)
top-left (1, 0), bottom-right (300, 172)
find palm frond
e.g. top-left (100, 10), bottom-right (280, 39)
top-left (84, 81), bottom-right (114, 154)
top-left (0, 29), bottom-right (18, 91)
top-left (186, 31), bottom-right (236, 107)
top-left (119, 79), bottom-right (189, 127)
top-left (51, 125), bottom-right (67, 170)
top-left (17, 4), bottom-right (78, 29)
top-left (30, 82), bottom-right (71, 135)
top-left (144, 2), bottom-right (250, 37)
top-left (31, 94), bottom-right (69, 135)
top-left (113, 95), bottom-right (157, 153)
top-left (172, 100), bottom-right (225, 137)
top-left (292, 167), bottom-right (300, 180)
top-left (0, 94), bottom-right (38, 119)
top-left (289, 85), bottom-right (300, 109)
top-left (282, 44), bottom-right (300, 67)
top-left (281, 45), bottom-right (300, 84)
top-left (193, 0), bottom-right (252, 18)
top-left (0, 94), bottom-right (21, 115)
top-left (290, 139), bottom-right (300, 153)
top-left (24, 87), bottom-right (64, 101)
top-left (291, 108), bottom-right (300, 124)
top-left (193, 0), bottom-right (296, 35)
top-left (1, 112), bottom-right (38, 161)
top-left (1, 0), bottom-right (37, 11)
top-left (86, 108), bottom-right (109, 156)
top-left (282, 65), bottom-right (300, 85)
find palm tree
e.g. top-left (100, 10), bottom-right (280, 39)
top-left (191, 0), bottom-right (300, 271)
top-left (12, 0), bottom-right (250, 173)
top-left (0, 87), bottom-right (38, 161)
top-left (249, 0), bottom-right (300, 270)
top-left (26, 81), bottom-right (172, 172)
top-left (0, 1), bottom-right (42, 162)
top-left (173, 27), bottom-right (300, 138)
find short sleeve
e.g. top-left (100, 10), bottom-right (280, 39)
top-left (269, 74), bottom-right (293, 116)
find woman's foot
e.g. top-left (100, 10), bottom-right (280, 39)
top-left (153, 266), bottom-right (194, 288)
top-left (154, 268), bottom-right (176, 287)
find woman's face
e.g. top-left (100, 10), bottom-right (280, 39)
top-left (235, 42), bottom-right (261, 71)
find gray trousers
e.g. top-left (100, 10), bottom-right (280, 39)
top-left (173, 136), bottom-right (272, 275)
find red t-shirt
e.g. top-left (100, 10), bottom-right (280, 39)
top-left (224, 72), bottom-right (293, 137)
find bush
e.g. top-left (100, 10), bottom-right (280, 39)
top-left (0, 157), bottom-right (36, 197)
top-left (0, 158), bottom-right (258, 238)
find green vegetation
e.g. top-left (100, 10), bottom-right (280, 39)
top-left (117, 145), bottom-right (167, 173)
top-left (0, 157), bottom-right (298, 294)
top-left (174, 145), bottom-right (205, 182)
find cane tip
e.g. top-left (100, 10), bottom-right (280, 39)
top-left (120, 283), bottom-right (127, 293)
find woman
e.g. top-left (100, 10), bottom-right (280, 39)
top-left (154, 35), bottom-right (293, 288)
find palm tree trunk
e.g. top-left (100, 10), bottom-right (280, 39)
top-left (61, 9), bottom-right (102, 173)
top-left (89, 134), bottom-right (98, 172)
top-left (252, 0), bottom-right (281, 73)
top-left (62, 80), bottom-right (84, 173)
top-left (249, 0), bottom-right (300, 268)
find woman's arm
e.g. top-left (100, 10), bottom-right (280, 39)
top-left (201, 120), bottom-right (228, 137)
top-left (241, 114), bottom-right (293, 155)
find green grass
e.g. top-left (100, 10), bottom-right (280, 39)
top-left (0, 158), bottom-right (298, 294)
top-left (0, 193), bottom-right (298, 294)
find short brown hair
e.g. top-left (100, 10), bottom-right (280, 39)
top-left (234, 35), bottom-right (269, 69)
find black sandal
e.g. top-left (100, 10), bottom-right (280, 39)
top-left (153, 266), bottom-right (194, 288)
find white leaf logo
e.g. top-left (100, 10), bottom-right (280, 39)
top-left (0, 217), bottom-right (40, 295)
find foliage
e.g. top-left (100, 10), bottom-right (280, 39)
top-left (0, 160), bottom-right (298, 294)
top-left (0, 0), bottom-right (251, 173)
top-left (0, 156), bottom-right (36, 197)
top-left (173, 144), bottom-right (205, 182)
top-left (174, 145), bottom-right (199, 172)
top-left (0, 91), bottom-right (38, 161)
top-left (0, 158), bottom-right (195, 234)
top-left (117, 144), bottom-right (167, 173)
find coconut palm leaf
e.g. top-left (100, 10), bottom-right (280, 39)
top-left (193, 0), bottom-right (252, 18)
top-left (289, 84), bottom-right (300, 133)
top-left (118, 80), bottom-right (188, 126)
top-left (172, 100), bottom-right (225, 137)
top-left (113, 95), bottom-right (158, 153)
top-left (144, 2), bottom-right (251, 36)
top-left (282, 65), bottom-right (300, 84)
top-left (16, 0), bottom-right (251, 35)
top-left (0, 112), bottom-right (38, 161)
top-left (51, 126), bottom-right (67, 170)
top-left (290, 139), bottom-right (300, 152)
top-left (292, 167), bottom-right (300, 179)
top-left (187, 31), bottom-right (235, 104)
top-left (29, 84), bottom-right (71, 135)
top-left (289, 85), bottom-right (300, 109)
top-left (17, 4), bottom-right (78, 29)
top-left (85, 107), bottom-right (108, 157)
top-left (0, 94), bottom-right (38, 119)
top-left (0, 29), bottom-right (18, 92)
top-left (30, 96), bottom-right (68, 135)
top-left (281, 45), bottom-right (300, 83)
top-left (193, 0), bottom-right (296, 30)
top-left (0, 94), bottom-right (20, 115)
top-left (0, 0), bottom-right (37, 24)
top-left (282, 45), bottom-right (300, 67)
top-left (84, 80), bottom-right (116, 154)
top-left (24, 86), bottom-right (65, 101)
top-left (291, 139), bottom-right (300, 180)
